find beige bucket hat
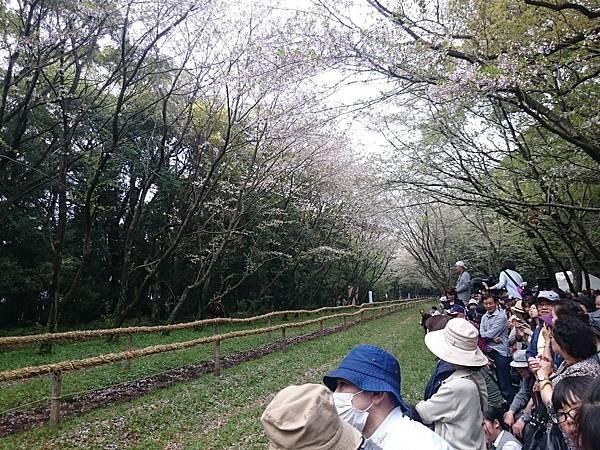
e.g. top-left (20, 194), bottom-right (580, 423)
top-left (261, 383), bottom-right (363, 450)
top-left (424, 318), bottom-right (488, 367)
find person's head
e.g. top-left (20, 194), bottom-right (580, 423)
top-left (595, 293), bottom-right (600, 311)
top-left (431, 305), bottom-right (438, 312)
top-left (528, 303), bottom-right (539, 319)
top-left (579, 377), bottom-right (600, 450)
top-left (482, 294), bottom-right (498, 314)
top-left (511, 300), bottom-right (526, 319)
top-left (510, 349), bottom-right (530, 379)
top-left (553, 299), bottom-right (589, 324)
top-left (446, 288), bottom-right (457, 301)
top-left (500, 260), bottom-right (516, 271)
top-left (483, 407), bottom-right (506, 444)
top-left (455, 261), bottom-right (466, 274)
top-left (551, 316), bottom-right (598, 362)
top-left (468, 298), bottom-right (478, 311)
top-left (261, 383), bottom-right (363, 450)
top-left (536, 290), bottom-right (559, 316)
top-left (574, 296), bottom-right (595, 314)
top-left (551, 376), bottom-right (593, 444)
top-left (449, 304), bottom-right (467, 319)
top-left (323, 345), bottom-right (408, 435)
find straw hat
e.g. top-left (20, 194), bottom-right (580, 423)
top-left (261, 384), bottom-right (362, 450)
top-left (424, 318), bottom-right (488, 367)
top-left (512, 300), bottom-right (525, 315)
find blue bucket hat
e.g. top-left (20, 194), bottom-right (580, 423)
top-left (323, 344), bottom-right (409, 412)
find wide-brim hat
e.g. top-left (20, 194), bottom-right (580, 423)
top-left (261, 384), bottom-right (363, 450)
top-left (424, 318), bottom-right (488, 367)
top-left (512, 300), bottom-right (525, 315)
top-left (323, 344), bottom-right (409, 412)
top-left (510, 350), bottom-right (529, 368)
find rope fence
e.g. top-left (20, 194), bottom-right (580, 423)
top-left (0, 298), bottom-right (423, 348)
top-left (0, 299), bottom-right (427, 426)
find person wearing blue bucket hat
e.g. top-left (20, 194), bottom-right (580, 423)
top-left (323, 344), bottom-right (455, 450)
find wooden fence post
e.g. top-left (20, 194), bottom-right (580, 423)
top-left (343, 315), bottom-right (347, 326)
top-left (360, 310), bottom-right (364, 321)
top-left (213, 340), bottom-right (221, 375)
top-left (319, 319), bottom-right (324, 330)
top-left (281, 326), bottom-right (287, 339)
top-left (123, 334), bottom-right (132, 370)
top-left (50, 370), bottom-right (62, 426)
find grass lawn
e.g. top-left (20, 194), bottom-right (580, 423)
top-left (0, 309), bottom-right (375, 412)
top-left (0, 306), bottom-right (436, 450)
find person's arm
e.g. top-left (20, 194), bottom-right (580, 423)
top-left (479, 313), bottom-right (507, 340)
top-left (510, 397), bottom-right (533, 439)
top-left (508, 378), bottom-right (531, 416)
top-left (489, 271), bottom-right (507, 290)
top-left (508, 326), bottom-right (518, 345)
top-left (415, 381), bottom-right (457, 424)
top-left (536, 328), bottom-right (556, 406)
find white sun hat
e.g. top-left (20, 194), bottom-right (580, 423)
top-left (424, 318), bottom-right (488, 367)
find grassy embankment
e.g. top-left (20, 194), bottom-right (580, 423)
top-left (0, 306), bottom-right (435, 449)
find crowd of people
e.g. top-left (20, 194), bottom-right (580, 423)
top-left (259, 260), bottom-right (600, 450)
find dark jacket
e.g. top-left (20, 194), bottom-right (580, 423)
top-left (526, 326), bottom-right (563, 367)
top-left (424, 359), bottom-right (455, 401)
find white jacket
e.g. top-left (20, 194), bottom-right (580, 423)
top-left (415, 369), bottom-right (488, 450)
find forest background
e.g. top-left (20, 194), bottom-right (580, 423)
top-left (1, 0), bottom-right (598, 333)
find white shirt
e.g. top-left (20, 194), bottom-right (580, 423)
top-left (362, 407), bottom-right (455, 450)
top-left (490, 270), bottom-right (523, 299)
top-left (536, 331), bottom-right (546, 356)
top-left (492, 430), bottom-right (522, 450)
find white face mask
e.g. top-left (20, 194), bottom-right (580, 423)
top-left (333, 390), bottom-right (373, 432)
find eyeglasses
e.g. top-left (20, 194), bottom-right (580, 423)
top-left (553, 407), bottom-right (578, 424)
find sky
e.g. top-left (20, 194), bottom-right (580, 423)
top-left (236, 0), bottom-right (405, 158)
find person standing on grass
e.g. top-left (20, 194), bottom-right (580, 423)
top-left (454, 261), bottom-right (471, 304)
top-left (480, 293), bottom-right (515, 405)
top-left (415, 318), bottom-right (488, 450)
top-left (323, 344), bottom-right (455, 450)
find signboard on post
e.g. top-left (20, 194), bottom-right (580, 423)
top-left (368, 291), bottom-right (373, 303)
